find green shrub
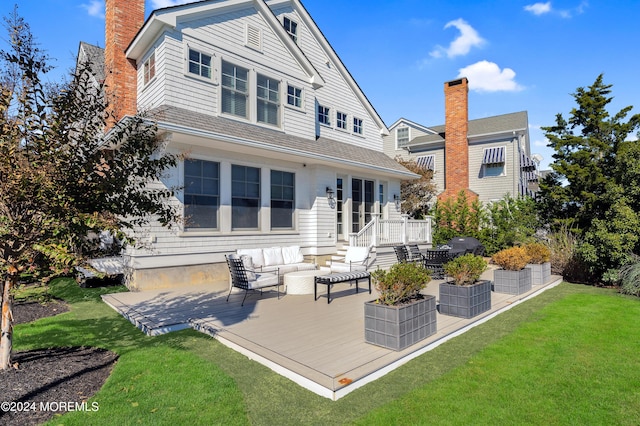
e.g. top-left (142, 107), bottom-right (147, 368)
top-left (432, 190), bottom-right (484, 245)
top-left (480, 195), bottom-right (539, 255)
top-left (524, 242), bottom-right (551, 264)
top-left (443, 254), bottom-right (487, 286)
top-left (492, 246), bottom-right (531, 271)
top-left (618, 256), bottom-right (640, 297)
top-left (371, 262), bottom-right (431, 306)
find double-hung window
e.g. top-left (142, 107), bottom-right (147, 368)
top-left (396, 127), bottom-right (409, 146)
top-left (221, 60), bottom-right (249, 119)
top-left (188, 48), bottom-right (211, 78)
top-left (353, 117), bottom-right (363, 135)
top-left (481, 146), bottom-right (506, 177)
top-left (184, 160), bottom-right (219, 229)
top-left (336, 111), bottom-right (347, 130)
top-left (318, 105), bottom-right (330, 126)
top-left (284, 17), bottom-right (298, 43)
top-left (271, 170), bottom-right (295, 229)
top-left (257, 74), bottom-right (280, 126)
top-left (287, 85), bottom-right (302, 108)
top-left (143, 52), bottom-right (155, 85)
top-left (232, 165), bottom-right (260, 229)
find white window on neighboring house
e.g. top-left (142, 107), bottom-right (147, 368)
top-left (396, 127), bottom-right (409, 147)
top-left (221, 60), bottom-right (249, 119)
top-left (257, 74), bottom-right (280, 126)
top-left (481, 146), bottom-right (506, 177)
top-left (353, 117), bottom-right (363, 135)
top-left (283, 17), bottom-right (298, 43)
top-left (188, 48), bottom-right (211, 79)
top-left (143, 52), bottom-right (155, 85)
top-left (318, 105), bottom-right (330, 126)
top-left (287, 84), bottom-right (302, 108)
top-left (416, 155), bottom-right (435, 172)
top-left (184, 159), bottom-right (220, 230)
top-left (336, 111), bottom-right (347, 130)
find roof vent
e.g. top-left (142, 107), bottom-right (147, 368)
top-left (246, 25), bottom-right (262, 51)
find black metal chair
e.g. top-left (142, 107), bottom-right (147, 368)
top-left (393, 245), bottom-right (410, 263)
top-left (407, 244), bottom-right (426, 264)
top-left (423, 249), bottom-right (450, 279)
top-left (226, 255), bottom-right (280, 306)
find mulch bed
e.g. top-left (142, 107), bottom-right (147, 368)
top-left (0, 301), bottom-right (118, 425)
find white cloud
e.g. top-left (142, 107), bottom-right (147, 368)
top-left (150, 0), bottom-right (198, 8)
top-left (524, 1), bottom-right (588, 18)
top-left (524, 2), bottom-right (552, 16)
top-left (429, 18), bottom-right (485, 59)
top-left (457, 60), bottom-right (524, 93)
top-left (80, 0), bottom-right (104, 19)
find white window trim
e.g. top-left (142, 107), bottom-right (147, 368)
top-left (256, 72), bottom-right (282, 128)
top-left (184, 45), bottom-right (214, 83)
top-left (336, 111), bottom-right (348, 131)
top-left (283, 16), bottom-right (298, 43)
top-left (318, 104), bottom-right (331, 127)
top-left (220, 58), bottom-right (251, 123)
top-left (285, 83), bottom-right (304, 111)
top-left (142, 51), bottom-right (156, 86)
top-left (396, 126), bottom-right (410, 149)
top-left (352, 117), bottom-right (364, 136)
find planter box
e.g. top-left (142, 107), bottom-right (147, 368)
top-left (527, 262), bottom-right (551, 285)
top-left (493, 268), bottom-right (532, 295)
top-left (364, 295), bottom-right (437, 351)
top-left (439, 280), bottom-right (491, 319)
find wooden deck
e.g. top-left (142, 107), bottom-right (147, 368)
top-left (102, 270), bottom-right (562, 400)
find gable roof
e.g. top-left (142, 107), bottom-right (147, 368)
top-left (398, 111), bottom-right (529, 150)
top-left (147, 105), bottom-right (416, 179)
top-left (77, 41), bottom-right (105, 84)
top-left (125, 0), bottom-right (324, 88)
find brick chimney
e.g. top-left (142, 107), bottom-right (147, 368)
top-left (438, 77), bottom-right (478, 201)
top-left (104, 0), bottom-right (144, 127)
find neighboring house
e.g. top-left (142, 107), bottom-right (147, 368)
top-left (85, 0), bottom-right (419, 290)
top-left (384, 78), bottom-right (539, 204)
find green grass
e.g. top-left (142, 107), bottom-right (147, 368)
top-left (11, 279), bottom-right (640, 425)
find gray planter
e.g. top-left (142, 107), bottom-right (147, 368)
top-left (439, 280), bottom-right (491, 319)
top-left (364, 295), bottom-right (437, 351)
top-left (493, 268), bottom-right (532, 295)
top-left (527, 262), bottom-right (551, 285)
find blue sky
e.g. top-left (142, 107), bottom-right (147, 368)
top-left (2, 0), bottom-right (639, 169)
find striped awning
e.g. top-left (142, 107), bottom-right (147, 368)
top-left (521, 152), bottom-right (536, 171)
top-left (482, 147), bottom-right (505, 165)
top-left (416, 155), bottom-right (435, 170)
top-left (525, 171), bottom-right (539, 182)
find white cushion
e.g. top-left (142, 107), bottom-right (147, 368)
top-left (250, 272), bottom-right (279, 289)
top-left (239, 255), bottom-right (256, 281)
top-left (345, 247), bottom-right (369, 264)
top-left (282, 245), bottom-right (304, 264)
top-left (263, 247), bottom-right (284, 267)
top-left (237, 248), bottom-right (265, 268)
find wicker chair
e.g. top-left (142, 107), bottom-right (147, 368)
top-left (226, 255), bottom-right (280, 306)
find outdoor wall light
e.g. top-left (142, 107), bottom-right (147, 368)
top-left (393, 194), bottom-right (401, 211)
top-left (326, 186), bottom-right (336, 209)
top-left (326, 186), bottom-right (334, 201)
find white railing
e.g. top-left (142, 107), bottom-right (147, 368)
top-left (349, 214), bottom-right (432, 248)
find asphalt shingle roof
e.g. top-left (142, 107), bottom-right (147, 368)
top-left (148, 105), bottom-right (415, 177)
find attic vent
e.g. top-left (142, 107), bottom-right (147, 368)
top-left (246, 25), bottom-right (262, 51)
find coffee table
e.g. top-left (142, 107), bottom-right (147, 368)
top-left (284, 269), bottom-right (329, 295)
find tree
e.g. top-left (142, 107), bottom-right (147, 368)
top-left (538, 74), bottom-right (640, 280)
top-left (396, 158), bottom-right (437, 218)
top-left (0, 9), bottom-right (180, 369)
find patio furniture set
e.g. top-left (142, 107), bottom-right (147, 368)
top-left (393, 237), bottom-right (486, 280)
top-left (226, 245), bottom-right (372, 305)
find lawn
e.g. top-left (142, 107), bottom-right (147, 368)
top-left (11, 278), bottom-right (640, 425)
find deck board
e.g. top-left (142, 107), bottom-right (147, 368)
top-left (102, 270), bottom-right (562, 399)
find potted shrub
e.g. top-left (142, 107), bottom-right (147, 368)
top-left (524, 242), bottom-right (551, 285)
top-left (439, 254), bottom-right (490, 318)
top-left (492, 246), bottom-right (532, 295)
top-left (364, 262), bottom-right (436, 351)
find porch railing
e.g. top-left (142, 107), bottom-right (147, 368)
top-left (348, 214), bottom-right (432, 248)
